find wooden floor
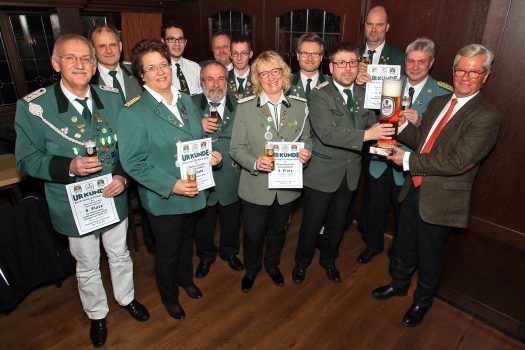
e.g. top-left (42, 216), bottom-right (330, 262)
top-left (1, 208), bottom-right (523, 350)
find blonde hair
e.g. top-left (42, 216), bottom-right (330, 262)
top-left (250, 50), bottom-right (291, 95)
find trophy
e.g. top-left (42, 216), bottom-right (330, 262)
top-left (370, 79), bottom-right (402, 156)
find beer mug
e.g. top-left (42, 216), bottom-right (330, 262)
top-left (209, 106), bottom-right (219, 123)
top-left (186, 167), bottom-right (197, 185)
top-left (378, 79), bottom-right (402, 147)
top-left (264, 142), bottom-right (275, 171)
top-left (84, 139), bottom-right (98, 158)
top-left (401, 95), bottom-right (411, 111)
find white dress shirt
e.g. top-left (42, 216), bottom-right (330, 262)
top-left (170, 57), bottom-right (202, 95)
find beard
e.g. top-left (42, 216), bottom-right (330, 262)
top-left (204, 87), bottom-right (226, 103)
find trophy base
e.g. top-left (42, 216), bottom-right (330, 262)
top-left (370, 143), bottom-right (395, 157)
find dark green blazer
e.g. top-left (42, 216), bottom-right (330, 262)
top-left (227, 69), bottom-right (254, 100)
top-left (118, 90), bottom-right (207, 215)
top-left (398, 93), bottom-right (500, 228)
top-left (91, 62), bottom-right (143, 102)
top-left (230, 94), bottom-right (312, 206)
top-left (359, 42), bottom-right (405, 75)
top-left (289, 72), bottom-right (330, 99)
top-left (191, 93), bottom-right (241, 206)
top-left (15, 83), bottom-right (127, 236)
top-left (304, 82), bottom-right (376, 192)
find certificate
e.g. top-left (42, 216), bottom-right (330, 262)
top-left (364, 64), bottom-right (401, 109)
top-left (268, 142), bottom-right (304, 189)
top-left (177, 137), bottom-right (215, 191)
top-left (65, 174), bottom-right (120, 235)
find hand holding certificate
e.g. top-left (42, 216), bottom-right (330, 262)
top-left (268, 142), bottom-right (305, 189)
top-left (177, 137), bottom-right (216, 191)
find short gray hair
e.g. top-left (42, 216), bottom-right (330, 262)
top-left (453, 44), bottom-right (494, 72)
top-left (200, 60), bottom-right (228, 82)
top-left (406, 37), bottom-right (435, 59)
top-left (52, 34), bottom-right (96, 61)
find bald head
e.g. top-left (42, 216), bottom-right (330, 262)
top-left (364, 6), bottom-right (390, 49)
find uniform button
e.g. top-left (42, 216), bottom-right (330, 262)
top-left (218, 137), bottom-right (222, 141)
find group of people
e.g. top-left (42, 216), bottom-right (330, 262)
top-left (14, 5), bottom-right (500, 348)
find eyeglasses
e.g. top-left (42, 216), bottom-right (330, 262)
top-left (332, 60), bottom-right (359, 68)
top-left (165, 36), bottom-right (187, 44)
top-left (57, 55), bottom-right (94, 65)
top-left (142, 62), bottom-right (171, 74)
top-left (258, 68), bottom-right (282, 79)
top-left (453, 69), bottom-right (486, 79)
top-left (232, 51), bottom-right (251, 57)
top-left (298, 52), bottom-right (323, 59)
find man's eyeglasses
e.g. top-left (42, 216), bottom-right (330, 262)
top-left (332, 60), bottom-right (359, 68)
top-left (232, 51), bottom-right (251, 57)
top-left (298, 52), bottom-right (322, 59)
top-left (165, 36), bottom-right (187, 44)
top-left (258, 68), bottom-right (282, 79)
top-left (453, 69), bottom-right (486, 79)
top-left (142, 62), bottom-right (171, 74)
top-left (57, 55), bottom-right (94, 65)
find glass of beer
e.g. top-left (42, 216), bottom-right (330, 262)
top-left (378, 79), bottom-right (402, 147)
top-left (401, 95), bottom-right (411, 111)
top-left (84, 139), bottom-right (98, 159)
top-left (186, 166), bottom-right (197, 185)
top-left (209, 106), bottom-right (219, 123)
top-left (264, 142), bottom-right (275, 171)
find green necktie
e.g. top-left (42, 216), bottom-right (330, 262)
top-left (367, 49), bottom-right (376, 64)
top-left (237, 77), bottom-right (245, 94)
top-left (75, 97), bottom-right (92, 125)
top-left (108, 70), bottom-right (125, 103)
top-left (305, 78), bottom-right (312, 99)
top-left (176, 63), bottom-right (190, 94)
top-left (343, 89), bottom-right (355, 120)
top-left (408, 87), bottom-right (415, 108)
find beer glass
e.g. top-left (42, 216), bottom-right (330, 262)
top-left (84, 139), bottom-right (98, 158)
top-left (186, 166), bottom-right (197, 185)
top-left (264, 142), bottom-right (275, 171)
top-left (209, 106), bottom-right (219, 124)
top-left (401, 95), bottom-right (411, 111)
top-left (378, 79), bottom-right (402, 147)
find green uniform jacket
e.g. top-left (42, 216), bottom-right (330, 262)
top-left (191, 93), bottom-right (241, 206)
top-left (369, 75), bottom-right (452, 185)
top-left (91, 62), bottom-right (143, 103)
top-left (289, 72), bottom-right (330, 99)
top-left (227, 69), bottom-right (254, 100)
top-left (398, 93), bottom-right (500, 228)
top-left (359, 42), bottom-right (405, 76)
top-left (118, 90), bottom-right (207, 215)
top-left (15, 83), bottom-right (127, 237)
top-left (304, 82), bottom-right (376, 192)
top-left (230, 94), bottom-right (312, 206)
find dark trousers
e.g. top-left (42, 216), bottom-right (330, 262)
top-left (242, 198), bottom-right (294, 276)
top-left (194, 201), bottom-right (241, 263)
top-left (295, 179), bottom-right (355, 268)
top-left (391, 185), bottom-right (450, 307)
top-left (357, 143), bottom-right (373, 231)
top-left (147, 212), bottom-right (196, 306)
top-left (364, 167), bottom-right (401, 253)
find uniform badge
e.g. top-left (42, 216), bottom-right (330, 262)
top-left (99, 85), bottom-right (119, 93)
top-left (61, 127), bottom-right (69, 135)
top-left (23, 88), bottom-right (46, 102)
top-left (427, 88), bottom-right (433, 93)
top-left (124, 95), bottom-right (141, 107)
top-left (264, 131), bottom-right (273, 140)
top-left (71, 116), bottom-right (78, 123)
top-left (75, 133), bottom-right (81, 138)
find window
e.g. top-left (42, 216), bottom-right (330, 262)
top-left (277, 9), bottom-right (341, 74)
top-left (80, 15), bottom-right (107, 38)
top-left (0, 32), bottom-right (16, 106)
top-left (209, 11), bottom-right (252, 40)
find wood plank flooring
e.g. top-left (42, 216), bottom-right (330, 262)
top-left (1, 207), bottom-right (523, 350)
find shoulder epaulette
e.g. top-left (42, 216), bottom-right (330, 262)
top-left (437, 81), bottom-right (453, 92)
top-left (237, 95), bottom-right (256, 104)
top-left (316, 81), bottom-right (330, 90)
top-left (288, 95), bottom-right (307, 103)
top-left (23, 88), bottom-right (46, 102)
top-left (99, 85), bottom-right (119, 93)
top-left (124, 95), bottom-right (141, 107)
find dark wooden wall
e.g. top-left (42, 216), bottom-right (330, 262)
top-left (1, 0), bottom-right (524, 341)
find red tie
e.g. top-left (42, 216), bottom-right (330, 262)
top-left (412, 98), bottom-right (458, 187)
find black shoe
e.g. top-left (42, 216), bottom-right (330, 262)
top-left (182, 284), bottom-right (203, 299)
top-left (123, 300), bottom-right (150, 321)
top-left (90, 318), bottom-right (107, 347)
top-left (402, 304), bottom-right (430, 327)
top-left (165, 302), bottom-right (185, 320)
top-left (195, 261), bottom-right (212, 278)
top-left (356, 249), bottom-right (383, 264)
top-left (371, 284), bottom-right (408, 300)
top-left (241, 274), bottom-right (257, 293)
top-left (221, 255), bottom-right (244, 271)
top-left (268, 268), bottom-right (285, 287)
top-left (292, 266), bottom-right (306, 284)
top-left (323, 264), bottom-right (341, 283)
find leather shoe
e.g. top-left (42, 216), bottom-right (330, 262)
top-left (292, 266), bottom-right (306, 284)
top-left (182, 284), bottom-right (203, 299)
top-left (90, 318), bottom-right (107, 348)
top-left (402, 304), bottom-right (430, 327)
top-left (241, 274), bottom-right (257, 293)
top-left (165, 302), bottom-right (185, 320)
top-left (371, 284), bottom-right (407, 300)
top-left (323, 264), bottom-right (341, 283)
top-left (268, 268), bottom-right (285, 287)
top-left (221, 255), bottom-right (244, 271)
top-left (123, 299), bottom-right (150, 321)
top-left (357, 249), bottom-right (383, 264)
top-left (195, 261), bottom-right (212, 278)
